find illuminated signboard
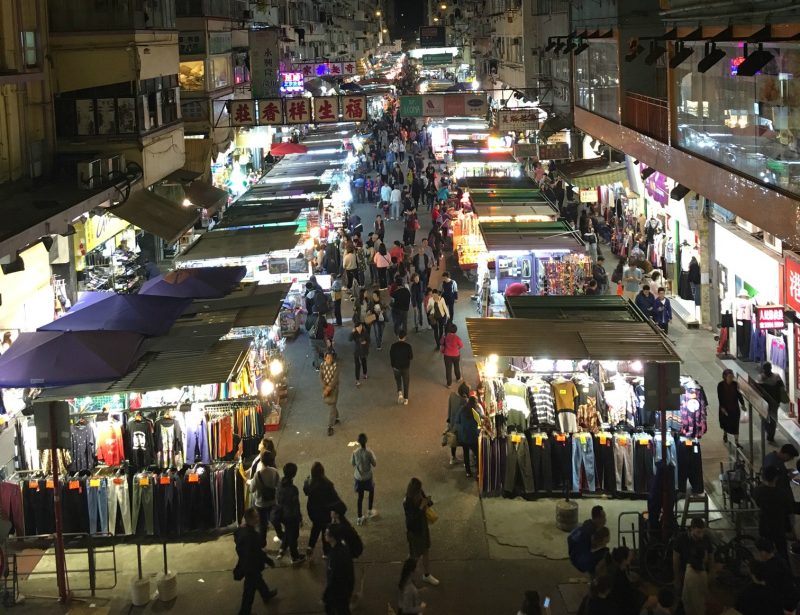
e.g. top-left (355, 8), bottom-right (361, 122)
top-left (279, 72), bottom-right (304, 95)
top-left (730, 56), bottom-right (745, 76)
top-left (756, 305), bottom-right (784, 330)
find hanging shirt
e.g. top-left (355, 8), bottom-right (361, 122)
top-left (605, 380), bottom-right (637, 426)
top-left (680, 387), bottom-right (708, 438)
top-left (96, 421), bottom-right (124, 467)
top-left (551, 380), bottom-right (578, 412)
top-left (70, 423), bottom-right (95, 472)
top-left (526, 384), bottom-right (555, 425)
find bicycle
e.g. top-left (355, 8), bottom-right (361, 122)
top-left (713, 534), bottom-right (758, 587)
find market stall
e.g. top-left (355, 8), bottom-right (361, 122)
top-left (465, 297), bottom-right (706, 501)
top-left (452, 148), bottom-right (522, 179)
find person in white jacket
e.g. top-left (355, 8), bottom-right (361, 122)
top-left (426, 289), bottom-right (450, 351)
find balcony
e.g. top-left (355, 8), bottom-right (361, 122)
top-left (49, 0), bottom-right (177, 31)
top-left (624, 93), bottom-right (668, 145)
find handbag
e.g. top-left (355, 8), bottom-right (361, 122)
top-left (425, 506), bottom-right (438, 525)
top-left (441, 430), bottom-right (457, 448)
top-left (365, 312), bottom-right (377, 325)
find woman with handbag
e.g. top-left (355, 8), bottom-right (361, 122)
top-left (403, 478), bottom-right (439, 587)
top-left (320, 351), bottom-right (340, 436)
top-left (350, 321), bottom-right (371, 387)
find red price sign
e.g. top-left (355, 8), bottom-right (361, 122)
top-left (756, 305), bottom-right (784, 330)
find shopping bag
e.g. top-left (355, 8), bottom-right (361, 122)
top-left (425, 506), bottom-right (438, 525)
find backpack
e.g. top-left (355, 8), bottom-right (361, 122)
top-left (343, 523), bottom-right (364, 559)
top-left (433, 300), bottom-right (443, 321)
top-left (314, 290), bottom-right (331, 314)
top-left (567, 525), bottom-right (592, 573)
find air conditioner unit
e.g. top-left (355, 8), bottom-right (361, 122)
top-left (76, 158), bottom-right (104, 190)
top-left (107, 153), bottom-right (126, 177)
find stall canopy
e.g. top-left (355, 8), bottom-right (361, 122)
top-left (460, 176), bottom-right (538, 190)
top-left (0, 330), bottom-right (144, 387)
top-left (466, 317), bottom-right (681, 362)
top-left (174, 226), bottom-right (300, 263)
top-left (505, 295), bottom-right (650, 322)
top-left (139, 265), bottom-right (247, 298)
top-left (184, 181), bottom-right (229, 216)
top-left (480, 220), bottom-right (584, 252)
top-left (108, 190), bottom-right (200, 244)
top-left (471, 203), bottom-right (558, 221)
top-left (38, 293), bottom-right (191, 336)
top-left (452, 151), bottom-right (517, 165)
top-left (213, 206), bottom-right (303, 231)
top-left (556, 159), bottom-right (628, 190)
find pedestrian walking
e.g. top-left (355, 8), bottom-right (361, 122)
top-left (446, 383), bottom-right (470, 465)
top-left (753, 465), bottom-right (794, 560)
top-left (329, 503), bottom-right (365, 606)
top-left (248, 450), bottom-right (281, 540)
top-left (343, 247), bottom-right (358, 293)
top-left (351, 433), bottom-right (377, 525)
top-left (397, 558), bottom-right (427, 614)
top-left (331, 274), bottom-right (343, 325)
top-left (717, 368), bottom-right (745, 446)
top-left (320, 351), bottom-right (340, 436)
top-left (403, 478), bottom-right (439, 586)
top-left (410, 272), bottom-right (424, 332)
top-left (455, 396), bottom-right (480, 478)
top-left (353, 288), bottom-right (371, 325)
top-left (440, 323), bottom-right (464, 387)
top-left (440, 272), bottom-right (458, 322)
top-left (653, 286), bottom-right (672, 333)
top-left (369, 289), bottom-right (386, 350)
top-left (592, 256), bottom-right (609, 295)
top-left (390, 185), bottom-right (402, 220)
top-left (234, 507), bottom-right (278, 615)
top-left (308, 312), bottom-right (328, 370)
top-left (390, 275), bottom-right (411, 337)
top-left (427, 289), bottom-right (449, 350)
top-left (622, 259), bottom-right (643, 301)
top-left (350, 321), bottom-right (370, 386)
top-left (760, 361), bottom-right (787, 443)
top-left (374, 214), bottom-right (386, 241)
top-left (304, 461), bottom-right (343, 558)
top-left (323, 524), bottom-right (355, 614)
top-left (412, 243), bottom-right (431, 290)
top-left (373, 243), bottom-right (392, 290)
top-left (635, 284), bottom-right (656, 320)
top-left (390, 331), bottom-right (413, 404)
top-left (274, 462), bottom-right (306, 564)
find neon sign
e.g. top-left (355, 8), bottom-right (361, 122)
top-left (279, 72), bottom-right (304, 95)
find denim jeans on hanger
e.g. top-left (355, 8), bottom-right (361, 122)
top-left (654, 433), bottom-right (678, 486)
top-left (107, 477), bottom-right (133, 535)
top-left (571, 434), bottom-right (596, 492)
top-left (613, 433), bottom-right (634, 492)
top-left (132, 475), bottom-right (155, 535)
top-left (633, 433), bottom-right (655, 493)
top-left (87, 477), bottom-right (109, 534)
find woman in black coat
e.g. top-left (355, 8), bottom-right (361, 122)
top-left (303, 461), bottom-right (342, 557)
top-left (717, 368), bottom-right (745, 446)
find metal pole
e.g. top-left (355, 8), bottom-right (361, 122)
top-left (162, 542), bottom-right (168, 575)
top-left (49, 402), bottom-right (69, 603)
top-left (659, 363), bottom-right (671, 538)
top-left (137, 544), bottom-right (143, 580)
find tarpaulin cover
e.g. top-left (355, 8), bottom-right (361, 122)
top-left (139, 265), bottom-right (247, 299)
top-left (38, 293), bottom-right (191, 337)
top-left (0, 331), bottom-right (144, 387)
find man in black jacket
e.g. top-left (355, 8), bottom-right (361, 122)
top-left (323, 523), bottom-right (355, 614)
top-left (390, 332), bottom-right (414, 405)
top-left (390, 276), bottom-right (411, 337)
top-left (234, 507), bottom-right (277, 615)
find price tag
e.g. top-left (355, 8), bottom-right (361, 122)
top-left (559, 389), bottom-right (567, 395)
top-left (617, 437), bottom-right (627, 446)
top-left (555, 433), bottom-right (567, 442)
top-left (113, 477), bottom-right (124, 485)
top-left (68, 480), bottom-right (80, 490)
top-left (638, 438), bottom-right (650, 446)
top-left (138, 478), bottom-right (150, 487)
top-left (28, 480), bottom-right (39, 489)
top-left (159, 476), bottom-right (171, 485)
top-left (46, 479), bottom-right (54, 489)
top-left (511, 434), bottom-right (523, 444)
top-left (188, 473), bottom-right (200, 483)
top-left (535, 436), bottom-right (542, 446)
top-left (684, 439), bottom-right (694, 447)
top-left (89, 479), bottom-right (101, 488)
top-left (579, 435), bottom-right (586, 444)
top-left (599, 436), bottom-right (607, 445)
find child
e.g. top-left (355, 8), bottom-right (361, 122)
top-left (331, 275), bottom-right (343, 326)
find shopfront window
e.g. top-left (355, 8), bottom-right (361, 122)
top-left (208, 55), bottom-right (232, 91)
top-left (674, 42), bottom-right (800, 197)
top-left (575, 40), bottom-right (620, 122)
top-left (180, 60), bottom-right (205, 91)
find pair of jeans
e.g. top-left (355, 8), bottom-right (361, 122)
top-left (356, 480), bottom-right (374, 517)
top-left (107, 477), bottom-right (132, 535)
top-left (412, 302), bottom-right (424, 328)
top-left (308, 520), bottom-right (330, 553)
top-left (633, 434), bottom-right (655, 493)
top-left (444, 298), bottom-right (455, 323)
top-left (372, 320), bottom-right (385, 347)
top-left (551, 435), bottom-right (572, 491)
top-left (594, 434), bottom-right (616, 492)
top-left (654, 434), bottom-right (678, 485)
top-left (504, 438), bottom-right (535, 494)
top-left (354, 356), bottom-right (367, 380)
top-left (432, 317), bottom-right (446, 348)
top-left (327, 402), bottom-right (340, 429)
top-left (462, 443), bottom-right (477, 474)
top-left (392, 308), bottom-right (408, 336)
top-left (613, 434), bottom-right (634, 492)
top-left (390, 201), bottom-right (400, 219)
top-left (676, 437), bottom-right (704, 493)
top-left (571, 435), bottom-right (596, 492)
top-left (377, 268), bottom-right (388, 289)
top-left (443, 355), bottom-right (461, 385)
top-left (154, 473), bottom-right (183, 537)
top-left (87, 478), bottom-right (109, 534)
top-left (530, 434), bottom-right (553, 492)
top-left (334, 299), bottom-right (342, 325)
top-left (239, 572), bottom-right (273, 615)
top-left (393, 368), bottom-right (410, 399)
top-left (281, 517), bottom-right (301, 559)
top-left (23, 479), bottom-right (55, 536)
top-left (132, 476), bottom-right (155, 535)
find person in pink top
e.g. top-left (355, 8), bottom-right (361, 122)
top-left (440, 323), bottom-right (464, 388)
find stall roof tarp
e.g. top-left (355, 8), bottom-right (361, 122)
top-left (472, 203), bottom-right (559, 220)
top-left (466, 318), bottom-right (681, 362)
top-left (186, 282), bottom-right (291, 314)
top-left (185, 181), bottom-right (228, 215)
top-left (109, 190), bottom-right (199, 244)
top-left (556, 159), bottom-right (628, 190)
top-left (452, 151), bottom-right (517, 165)
top-left (37, 338), bottom-right (252, 400)
top-left (469, 194), bottom-right (545, 204)
top-left (139, 265), bottom-right (248, 299)
top-left (480, 220), bottom-right (584, 252)
top-left (174, 226), bottom-right (300, 263)
top-left (460, 176), bottom-right (538, 190)
top-left (505, 295), bottom-right (648, 322)
top-left (214, 207), bottom-right (303, 231)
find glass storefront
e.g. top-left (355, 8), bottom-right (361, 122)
top-left (575, 40), bottom-right (620, 121)
top-left (674, 42), bottom-right (800, 197)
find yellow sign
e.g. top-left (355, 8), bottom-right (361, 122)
top-left (73, 213), bottom-right (131, 268)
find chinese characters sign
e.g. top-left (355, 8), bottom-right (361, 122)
top-left (258, 99), bottom-right (283, 125)
top-left (285, 97), bottom-right (312, 124)
top-left (497, 110), bottom-right (540, 131)
top-left (313, 96), bottom-right (338, 123)
top-left (249, 29), bottom-right (280, 98)
top-left (784, 253), bottom-right (800, 313)
top-left (756, 305), bottom-right (784, 330)
top-left (342, 96), bottom-right (366, 121)
top-left (293, 61), bottom-right (356, 78)
top-left (231, 100), bottom-right (255, 126)
top-left (279, 72), bottom-right (304, 96)
top-left (398, 93), bottom-right (487, 118)
top-left (225, 96), bottom-right (367, 127)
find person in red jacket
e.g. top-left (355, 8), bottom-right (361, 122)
top-left (440, 323), bottom-right (464, 388)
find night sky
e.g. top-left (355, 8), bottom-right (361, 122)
top-left (389, 0), bottom-right (425, 41)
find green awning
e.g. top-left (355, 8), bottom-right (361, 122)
top-left (556, 159), bottom-right (628, 190)
top-left (479, 220), bottom-right (584, 252)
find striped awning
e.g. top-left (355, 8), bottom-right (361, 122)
top-left (556, 159), bottom-right (628, 190)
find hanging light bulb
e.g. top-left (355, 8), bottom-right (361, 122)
top-left (269, 359), bottom-right (284, 377)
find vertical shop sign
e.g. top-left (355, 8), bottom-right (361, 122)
top-left (249, 29), bottom-right (280, 98)
top-left (313, 96), bottom-right (339, 123)
top-left (341, 96), bottom-right (366, 121)
top-left (422, 95), bottom-right (444, 117)
top-left (784, 253), bottom-right (800, 313)
top-left (285, 97), bottom-right (312, 124)
top-left (230, 100), bottom-right (255, 126)
top-left (258, 99), bottom-right (283, 125)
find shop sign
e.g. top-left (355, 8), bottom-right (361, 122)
top-left (208, 32), bottom-right (232, 55)
top-left (249, 29), bottom-right (280, 98)
top-left (313, 96), bottom-right (339, 123)
top-left (638, 162), bottom-right (669, 206)
top-left (285, 97), bottom-right (312, 124)
top-left (230, 100), bottom-right (256, 126)
top-left (328, 62), bottom-right (344, 76)
top-left (341, 96), bottom-right (367, 121)
top-left (75, 213), bottom-right (131, 257)
top-left (513, 143), bottom-right (537, 159)
top-left (538, 142), bottom-right (570, 160)
top-left (258, 98), bottom-right (283, 125)
top-left (279, 72), bottom-right (304, 96)
top-left (313, 62), bottom-right (330, 76)
top-left (579, 189), bottom-right (598, 203)
top-left (422, 95), bottom-right (444, 117)
top-left (399, 95), bottom-right (423, 117)
top-left (497, 110), bottom-right (539, 131)
top-left (420, 25), bottom-right (446, 47)
top-left (756, 305), bottom-right (785, 330)
top-left (179, 31), bottom-right (205, 55)
top-left (463, 93), bottom-right (488, 117)
top-left (422, 53), bottom-right (453, 66)
top-left (293, 61), bottom-right (356, 77)
top-left (444, 93), bottom-right (465, 116)
top-left (784, 253), bottom-right (800, 313)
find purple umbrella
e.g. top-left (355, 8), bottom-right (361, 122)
top-left (139, 266), bottom-right (247, 299)
top-left (39, 294), bottom-right (191, 337)
top-left (0, 331), bottom-right (144, 388)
